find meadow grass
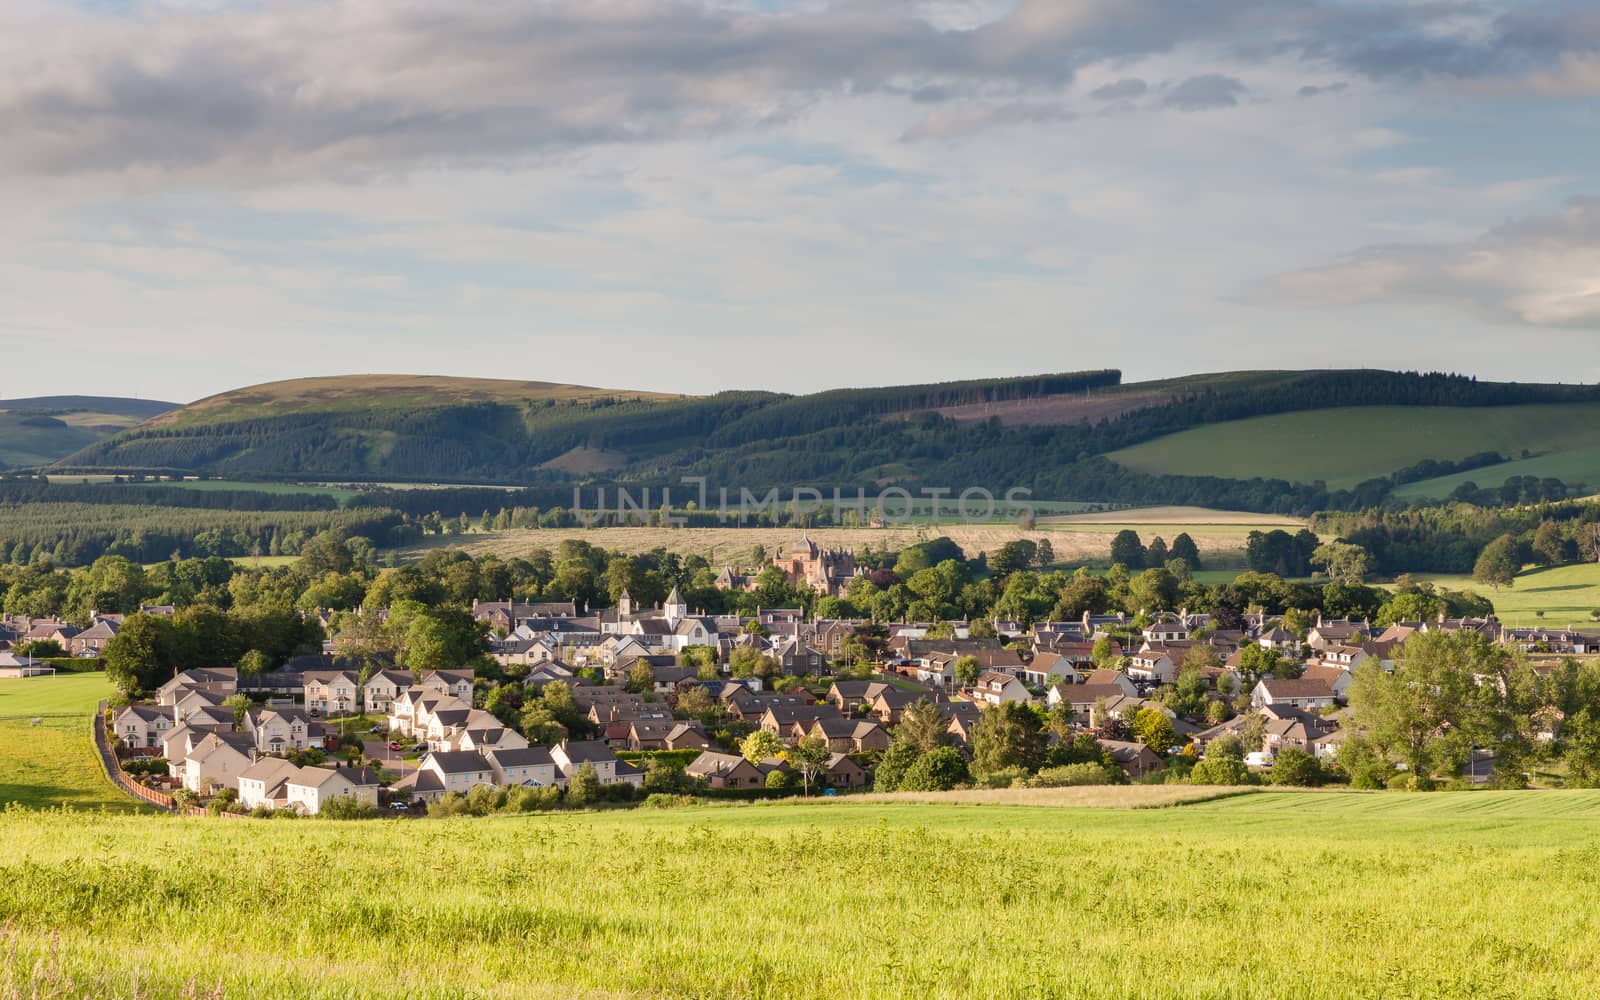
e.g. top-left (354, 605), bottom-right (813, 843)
top-left (0, 717), bottom-right (144, 813)
top-left (1391, 446), bottom-right (1600, 499)
top-left (0, 792), bottom-right (1596, 998)
top-left (1402, 563), bottom-right (1600, 625)
top-left (1108, 403), bottom-right (1600, 489)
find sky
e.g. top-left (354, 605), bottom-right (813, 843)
top-left (2, 0), bottom-right (1598, 404)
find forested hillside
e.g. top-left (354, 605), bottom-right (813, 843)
top-left (50, 369), bottom-right (1600, 514)
top-left (0, 396), bottom-right (177, 469)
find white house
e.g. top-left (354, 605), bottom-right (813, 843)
top-left (283, 766), bottom-right (379, 815)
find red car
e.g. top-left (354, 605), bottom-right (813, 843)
top-left (387, 741), bottom-right (403, 752)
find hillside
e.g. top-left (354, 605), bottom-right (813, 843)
top-left (52, 369), bottom-right (1600, 513)
top-left (1108, 404), bottom-right (1600, 491)
top-left (0, 395), bottom-right (177, 469)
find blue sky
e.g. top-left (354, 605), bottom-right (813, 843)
top-left (2, 0), bottom-right (1598, 404)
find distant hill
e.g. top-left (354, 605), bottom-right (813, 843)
top-left (51, 369), bottom-right (1600, 513)
top-left (0, 396), bottom-right (178, 469)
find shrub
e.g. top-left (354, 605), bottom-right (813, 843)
top-left (1189, 756), bottom-right (1254, 786)
top-left (319, 796), bottom-right (380, 819)
top-left (640, 793), bottom-right (703, 809)
top-left (765, 769), bottom-right (791, 791)
top-left (897, 747), bottom-right (970, 792)
top-left (972, 766), bottom-right (1030, 789)
top-left (1032, 763), bottom-right (1120, 787)
top-left (1269, 748), bottom-right (1324, 787)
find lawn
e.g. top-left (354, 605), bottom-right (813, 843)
top-left (0, 790), bottom-right (1596, 997)
top-left (0, 673), bottom-right (113, 718)
top-left (1107, 403), bottom-right (1600, 489)
top-left (1403, 563), bottom-right (1600, 626)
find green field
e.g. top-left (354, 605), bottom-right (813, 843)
top-left (1392, 447), bottom-right (1600, 499)
top-left (0, 673), bottom-right (113, 717)
top-left (0, 673), bottom-right (137, 813)
top-left (1407, 563), bottom-right (1600, 626)
top-left (132, 478), bottom-right (361, 503)
top-left (1108, 403), bottom-right (1600, 490)
top-left (0, 790), bottom-right (1596, 997)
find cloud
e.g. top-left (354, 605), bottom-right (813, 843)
top-left (1089, 77), bottom-right (1148, 100)
top-left (1297, 81), bottom-right (1348, 98)
top-left (1164, 74), bottom-right (1246, 110)
top-left (1263, 198), bottom-right (1600, 328)
top-left (0, 0), bottom-right (1597, 179)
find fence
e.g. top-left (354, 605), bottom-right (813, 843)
top-left (91, 700), bottom-right (214, 815)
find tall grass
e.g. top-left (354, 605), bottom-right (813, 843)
top-left (0, 795), bottom-right (1597, 997)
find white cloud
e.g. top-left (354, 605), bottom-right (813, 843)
top-left (1264, 199), bottom-right (1600, 328)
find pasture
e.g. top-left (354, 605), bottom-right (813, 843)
top-left (1404, 563), bottom-right (1600, 626)
top-left (0, 791), bottom-right (1596, 997)
top-left (0, 673), bottom-right (135, 814)
top-left (1107, 403), bottom-right (1600, 489)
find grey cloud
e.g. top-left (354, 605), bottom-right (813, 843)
top-left (1089, 77), bottom-right (1148, 100)
top-left (0, 0), bottom-right (1596, 177)
top-left (1262, 198), bottom-right (1600, 328)
top-left (1164, 74), bottom-right (1246, 110)
top-left (1297, 81), bottom-right (1347, 98)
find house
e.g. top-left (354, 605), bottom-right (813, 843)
top-left (362, 669), bottom-right (412, 714)
top-left (685, 751), bottom-right (766, 789)
top-left (1081, 669), bottom-right (1139, 699)
top-left (180, 732), bottom-right (254, 794)
top-left (939, 701), bottom-right (985, 745)
top-left (1020, 652), bottom-right (1081, 688)
top-left (418, 751), bottom-right (498, 795)
top-left (1250, 677), bottom-right (1337, 711)
top-left (966, 672), bottom-right (1030, 706)
top-left (1097, 739), bottom-right (1163, 778)
top-left (627, 718), bottom-right (709, 751)
top-left (821, 753), bottom-right (868, 789)
top-left (759, 703), bottom-right (842, 740)
top-left (1299, 664), bottom-right (1354, 701)
top-left (284, 766), bottom-right (379, 815)
top-left (826, 680), bottom-right (891, 714)
top-left (809, 717), bottom-right (891, 754)
top-left (1045, 683), bottom-right (1135, 724)
top-left (244, 707), bottom-right (322, 753)
top-left (551, 740), bottom-right (644, 787)
top-left (1305, 618), bottom-right (1368, 651)
top-left (1127, 643), bottom-right (1181, 685)
top-left (868, 688), bottom-right (934, 726)
top-left (0, 652), bottom-right (52, 678)
top-left (418, 669), bottom-right (475, 701)
top-left (237, 758), bottom-right (301, 811)
top-left (485, 746), bottom-right (557, 787)
top-left (112, 705), bottom-right (172, 749)
top-left (66, 618), bottom-right (119, 657)
top-left (156, 668), bottom-right (238, 706)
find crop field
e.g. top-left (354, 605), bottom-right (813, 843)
top-left (1107, 403), bottom-right (1600, 489)
top-left (0, 790), bottom-right (1597, 997)
top-left (395, 514), bottom-right (1281, 569)
top-left (1403, 563), bottom-right (1600, 626)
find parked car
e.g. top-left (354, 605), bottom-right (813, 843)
top-left (388, 801), bottom-right (410, 812)
top-left (387, 741), bottom-right (403, 751)
top-left (1245, 752), bottom-right (1274, 769)
top-left (367, 725), bottom-right (384, 735)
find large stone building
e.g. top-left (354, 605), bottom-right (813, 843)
top-left (717, 535), bottom-right (860, 597)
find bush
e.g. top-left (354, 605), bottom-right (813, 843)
top-left (640, 793), bottom-right (703, 809)
top-left (1388, 772), bottom-right (1436, 792)
top-left (1189, 756), bottom-right (1255, 786)
top-left (897, 747), bottom-right (970, 792)
top-left (319, 796), bottom-right (380, 819)
top-left (121, 757), bottom-right (168, 778)
top-left (1269, 748), bottom-right (1324, 787)
top-left (1031, 763), bottom-right (1120, 787)
top-left (871, 740), bottom-right (920, 793)
top-left (765, 769), bottom-right (791, 791)
top-left (972, 766), bottom-right (1030, 789)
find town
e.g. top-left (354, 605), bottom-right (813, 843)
top-left (0, 532), bottom-right (1566, 817)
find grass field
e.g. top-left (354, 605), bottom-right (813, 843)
top-left (0, 790), bottom-right (1597, 997)
top-left (1405, 563), bottom-right (1600, 626)
top-left (394, 513), bottom-right (1286, 569)
top-left (1392, 446), bottom-right (1600, 499)
top-left (0, 673), bottom-right (138, 814)
top-left (1108, 403), bottom-right (1600, 490)
top-left (0, 673), bottom-right (112, 718)
top-left (130, 478), bottom-right (361, 503)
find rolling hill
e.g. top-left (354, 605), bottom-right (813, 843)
top-left (1107, 403), bottom-right (1600, 491)
top-left (0, 395), bottom-right (177, 469)
top-left (48, 369), bottom-right (1600, 513)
